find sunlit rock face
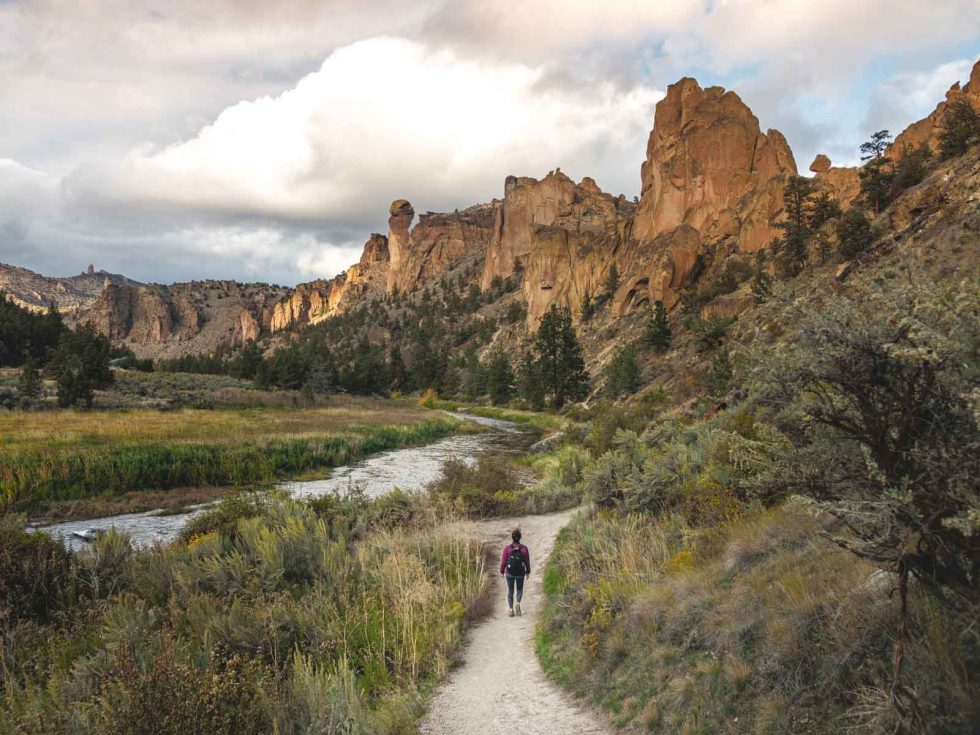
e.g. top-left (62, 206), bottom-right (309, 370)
top-left (634, 77), bottom-right (797, 254)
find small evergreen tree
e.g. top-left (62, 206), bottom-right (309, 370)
top-left (580, 289), bottom-right (595, 321)
top-left (534, 304), bottom-right (589, 409)
top-left (774, 175), bottom-right (817, 275)
top-left (517, 350), bottom-right (545, 410)
top-left (607, 344), bottom-right (641, 397)
top-left (939, 98), bottom-right (980, 160)
top-left (751, 251), bottom-right (773, 304)
top-left (857, 130), bottom-right (894, 214)
top-left (644, 300), bottom-right (671, 351)
top-left (836, 208), bottom-right (873, 259)
top-left (56, 354), bottom-right (93, 408)
top-left (705, 348), bottom-right (733, 398)
top-left (17, 357), bottom-right (41, 398)
top-left (893, 142), bottom-right (931, 189)
top-left (486, 352), bottom-right (515, 406)
top-left (604, 264), bottom-right (619, 297)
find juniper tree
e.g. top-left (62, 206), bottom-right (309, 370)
top-left (17, 357), bottom-right (41, 398)
top-left (604, 264), bottom-right (619, 297)
top-left (607, 344), bottom-right (641, 397)
top-left (939, 98), bottom-right (980, 160)
top-left (858, 130), bottom-right (894, 214)
top-left (644, 300), bottom-right (672, 351)
top-left (485, 351), bottom-right (515, 406)
top-left (533, 304), bottom-right (589, 409)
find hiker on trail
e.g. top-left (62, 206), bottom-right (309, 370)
top-left (500, 529), bottom-right (530, 617)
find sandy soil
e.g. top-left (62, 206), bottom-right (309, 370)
top-left (420, 508), bottom-right (609, 735)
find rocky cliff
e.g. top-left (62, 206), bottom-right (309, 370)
top-left (889, 60), bottom-right (980, 159)
top-left (9, 59), bottom-right (977, 362)
top-left (80, 280), bottom-right (289, 359)
top-left (0, 262), bottom-right (139, 313)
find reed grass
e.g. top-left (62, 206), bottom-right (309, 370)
top-left (0, 402), bottom-right (455, 510)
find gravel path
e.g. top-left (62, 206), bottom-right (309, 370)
top-left (420, 509), bottom-right (609, 735)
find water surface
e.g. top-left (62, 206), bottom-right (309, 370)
top-left (37, 412), bottom-right (532, 551)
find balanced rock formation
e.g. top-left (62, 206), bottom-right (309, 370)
top-left (386, 200), bottom-right (415, 293)
top-left (809, 154), bottom-right (862, 208)
top-left (889, 59), bottom-right (980, 159)
top-left (634, 78), bottom-right (797, 253)
top-left (809, 154), bottom-right (832, 173)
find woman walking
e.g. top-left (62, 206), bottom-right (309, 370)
top-left (500, 528), bottom-right (530, 617)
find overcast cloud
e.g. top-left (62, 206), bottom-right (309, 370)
top-left (1, 0), bottom-right (977, 284)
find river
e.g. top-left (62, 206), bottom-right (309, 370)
top-left (35, 412), bottom-right (534, 551)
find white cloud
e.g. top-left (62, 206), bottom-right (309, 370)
top-left (68, 38), bottom-right (662, 222)
top-left (864, 58), bottom-right (976, 138)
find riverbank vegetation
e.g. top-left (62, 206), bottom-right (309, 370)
top-left (0, 399), bottom-right (458, 515)
top-left (537, 275), bottom-right (979, 733)
top-left (1, 494), bottom-right (490, 735)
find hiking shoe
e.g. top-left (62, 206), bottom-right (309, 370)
top-left (515, 603), bottom-right (522, 616)
top-left (508, 608), bottom-right (515, 617)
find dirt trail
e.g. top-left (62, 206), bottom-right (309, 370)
top-left (421, 509), bottom-right (609, 735)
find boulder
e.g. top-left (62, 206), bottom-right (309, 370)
top-left (809, 154), bottom-right (832, 173)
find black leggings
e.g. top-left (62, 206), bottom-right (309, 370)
top-left (506, 574), bottom-right (525, 608)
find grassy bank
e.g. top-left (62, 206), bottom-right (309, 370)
top-left (0, 398), bottom-right (458, 512)
top-left (1, 495), bottom-right (490, 735)
top-left (538, 505), bottom-right (975, 733)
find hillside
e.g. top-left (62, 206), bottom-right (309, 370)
top-left (3, 60), bottom-right (978, 388)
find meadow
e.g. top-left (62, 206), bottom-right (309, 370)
top-left (0, 397), bottom-right (459, 514)
top-left (1, 494), bottom-right (490, 735)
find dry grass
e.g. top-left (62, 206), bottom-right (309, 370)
top-left (0, 396), bottom-right (435, 452)
top-left (538, 503), bottom-right (977, 733)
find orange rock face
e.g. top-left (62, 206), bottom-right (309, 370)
top-left (388, 204), bottom-right (496, 295)
top-left (890, 59), bottom-right (980, 159)
top-left (634, 78), bottom-right (797, 253)
top-left (270, 233), bottom-right (390, 332)
top-left (481, 171), bottom-right (635, 325)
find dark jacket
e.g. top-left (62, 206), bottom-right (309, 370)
top-left (500, 542), bottom-right (530, 576)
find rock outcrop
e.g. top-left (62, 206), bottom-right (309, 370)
top-left (634, 78), bottom-right (797, 253)
top-left (85, 285), bottom-right (182, 344)
top-left (0, 262), bottom-right (139, 314)
top-left (810, 154), bottom-right (862, 207)
top-left (386, 201), bottom-right (495, 295)
top-left (270, 232), bottom-right (390, 332)
top-left (386, 200), bottom-right (415, 293)
top-left (889, 59), bottom-right (980, 159)
top-left (481, 171), bottom-right (636, 325)
top-left (809, 154), bottom-right (832, 173)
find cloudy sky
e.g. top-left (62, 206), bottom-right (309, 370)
top-left (1, 1), bottom-right (977, 285)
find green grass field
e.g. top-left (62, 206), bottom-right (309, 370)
top-left (0, 397), bottom-right (458, 512)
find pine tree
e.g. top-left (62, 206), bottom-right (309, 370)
top-left (705, 348), bottom-right (733, 398)
top-left (604, 264), bottom-right (620, 297)
top-left (939, 99), bottom-right (980, 160)
top-left (57, 354), bottom-right (93, 408)
top-left (387, 344), bottom-right (408, 392)
top-left (534, 304), bottom-right (589, 409)
top-left (644, 300), bottom-right (671, 351)
top-left (607, 344), bottom-right (641, 397)
top-left (517, 350), bottom-right (545, 410)
top-left (580, 289), bottom-right (595, 321)
top-left (751, 252), bottom-right (773, 304)
top-left (486, 352), bottom-right (515, 406)
top-left (17, 357), bottom-right (41, 398)
top-left (858, 130), bottom-right (894, 214)
top-left (461, 350), bottom-right (485, 401)
top-left (774, 175), bottom-right (817, 275)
